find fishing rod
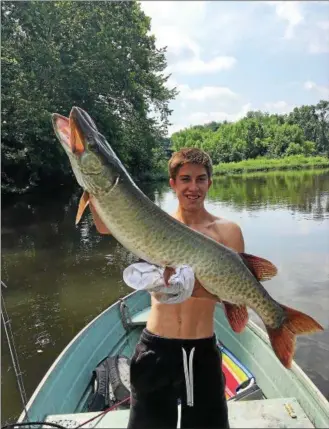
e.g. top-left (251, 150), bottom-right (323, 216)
top-left (1, 281), bottom-right (70, 429)
top-left (1, 280), bottom-right (30, 422)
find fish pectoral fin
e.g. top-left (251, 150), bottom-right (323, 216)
top-left (240, 252), bottom-right (278, 281)
top-left (89, 200), bottom-right (112, 235)
top-left (76, 191), bottom-right (90, 225)
top-left (223, 301), bottom-right (249, 333)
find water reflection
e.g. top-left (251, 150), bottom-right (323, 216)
top-left (208, 169), bottom-right (329, 219)
top-left (1, 169), bottom-right (329, 422)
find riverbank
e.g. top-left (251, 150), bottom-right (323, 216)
top-left (213, 155), bottom-right (329, 176)
top-left (141, 155), bottom-right (329, 182)
top-left (2, 156), bottom-right (329, 199)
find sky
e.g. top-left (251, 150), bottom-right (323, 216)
top-left (140, 1), bottom-right (329, 136)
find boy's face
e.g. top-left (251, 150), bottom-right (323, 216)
top-left (169, 163), bottom-right (212, 212)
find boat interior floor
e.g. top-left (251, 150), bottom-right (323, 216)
top-left (45, 397), bottom-right (314, 428)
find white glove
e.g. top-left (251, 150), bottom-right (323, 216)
top-left (123, 262), bottom-right (195, 304)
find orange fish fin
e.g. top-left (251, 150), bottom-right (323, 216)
top-left (89, 201), bottom-right (112, 235)
top-left (266, 304), bottom-right (323, 369)
top-left (223, 301), bottom-right (249, 333)
top-left (76, 191), bottom-right (90, 225)
top-left (240, 252), bottom-right (278, 281)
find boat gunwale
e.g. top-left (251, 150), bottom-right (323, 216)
top-left (241, 316), bottom-right (329, 426)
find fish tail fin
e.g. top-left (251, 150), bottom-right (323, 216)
top-left (265, 304), bottom-right (323, 369)
top-left (223, 301), bottom-right (249, 333)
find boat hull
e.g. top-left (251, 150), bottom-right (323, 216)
top-left (17, 290), bottom-right (329, 428)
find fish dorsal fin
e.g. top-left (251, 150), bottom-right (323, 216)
top-left (240, 252), bottom-right (278, 281)
top-left (76, 191), bottom-right (90, 225)
top-left (89, 199), bottom-right (112, 235)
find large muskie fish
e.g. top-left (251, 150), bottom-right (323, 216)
top-left (52, 106), bottom-right (323, 369)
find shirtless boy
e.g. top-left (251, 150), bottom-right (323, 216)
top-left (127, 148), bottom-right (245, 429)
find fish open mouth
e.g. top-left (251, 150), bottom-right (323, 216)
top-left (52, 106), bottom-right (92, 155)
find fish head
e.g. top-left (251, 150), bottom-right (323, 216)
top-left (52, 106), bottom-right (124, 196)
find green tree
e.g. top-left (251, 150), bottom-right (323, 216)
top-left (1, 1), bottom-right (177, 194)
top-left (170, 102), bottom-right (327, 163)
top-left (287, 101), bottom-right (329, 155)
top-left (315, 100), bottom-right (329, 155)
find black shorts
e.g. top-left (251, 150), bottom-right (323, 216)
top-left (127, 328), bottom-right (229, 429)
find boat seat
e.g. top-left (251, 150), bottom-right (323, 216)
top-left (130, 307), bottom-right (151, 325)
top-left (44, 397), bottom-right (314, 428)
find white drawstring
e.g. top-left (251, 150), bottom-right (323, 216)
top-left (189, 347), bottom-right (195, 406)
top-left (182, 347), bottom-right (195, 406)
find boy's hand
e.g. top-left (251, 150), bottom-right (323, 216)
top-left (163, 266), bottom-right (221, 303)
top-left (163, 266), bottom-right (176, 286)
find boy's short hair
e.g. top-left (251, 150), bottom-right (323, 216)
top-left (168, 147), bottom-right (213, 180)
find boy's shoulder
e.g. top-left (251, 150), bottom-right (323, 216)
top-left (208, 215), bottom-right (244, 252)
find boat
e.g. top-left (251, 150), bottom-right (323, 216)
top-left (15, 290), bottom-right (329, 428)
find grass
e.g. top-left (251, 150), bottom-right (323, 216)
top-left (213, 155), bottom-right (329, 176)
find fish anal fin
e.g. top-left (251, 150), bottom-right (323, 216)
top-left (76, 191), bottom-right (90, 225)
top-left (89, 200), bottom-right (112, 235)
top-left (223, 301), bottom-right (249, 333)
top-left (266, 304), bottom-right (323, 369)
top-left (240, 252), bottom-right (278, 281)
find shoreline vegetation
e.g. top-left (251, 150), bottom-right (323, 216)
top-left (213, 155), bottom-right (329, 176)
top-left (138, 155), bottom-right (329, 183)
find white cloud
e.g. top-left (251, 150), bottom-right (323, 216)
top-left (169, 56), bottom-right (237, 75)
top-left (169, 104), bottom-right (253, 135)
top-left (151, 26), bottom-right (200, 57)
top-left (141, 1), bottom-right (204, 58)
top-left (304, 81), bottom-right (329, 98)
top-left (165, 77), bottom-right (238, 102)
top-left (180, 86), bottom-right (238, 102)
top-left (316, 20), bottom-right (329, 31)
top-left (268, 1), bottom-right (304, 39)
top-left (169, 96), bottom-right (305, 133)
top-left (265, 1), bottom-right (329, 54)
top-left (164, 79), bottom-right (245, 133)
top-left (264, 101), bottom-right (294, 114)
top-left (186, 104), bottom-right (253, 127)
top-left (308, 21), bottom-right (329, 54)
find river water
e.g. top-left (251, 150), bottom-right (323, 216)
top-left (2, 169), bottom-right (329, 423)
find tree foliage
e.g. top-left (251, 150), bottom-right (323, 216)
top-left (1, 1), bottom-right (177, 194)
top-left (171, 101), bottom-right (329, 164)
